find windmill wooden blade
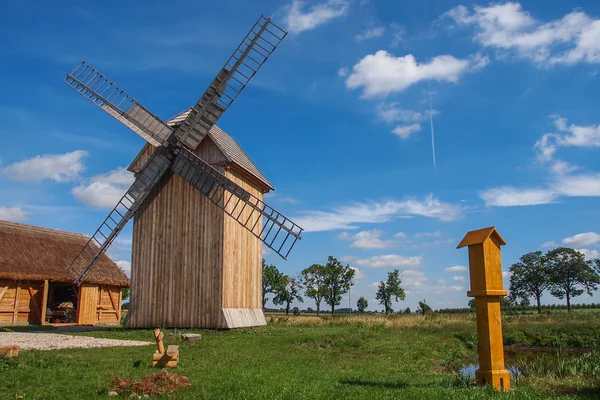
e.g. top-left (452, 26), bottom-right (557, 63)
top-left (67, 148), bottom-right (173, 285)
top-left (175, 15), bottom-right (287, 150)
top-left (64, 61), bottom-right (173, 147)
top-left (171, 148), bottom-right (302, 259)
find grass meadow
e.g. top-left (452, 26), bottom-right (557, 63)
top-left (1, 312), bottom-right (599, 399)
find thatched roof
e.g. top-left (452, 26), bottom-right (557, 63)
top-left (0, 220), bottom-right (129, 287)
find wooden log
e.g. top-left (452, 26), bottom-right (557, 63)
top-left (41, 280), bottom-right (49, 325)
top-left (152, 359), bottom-right (178, 368)
top-left (166, 345), bottom-right (179, 357)
top-left (153, 329), bottom-right (165, 353)
top-left (0, 345), bottom-right (19, 358)
top-left (182, 333), bottom-right (201, 341)
top-left (153, 352), bottom-right (179, 362)
top-left (13, 281), bottom-right (20, 323)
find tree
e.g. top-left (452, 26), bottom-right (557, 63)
top-left (121, 287), bottom-right (130, 301)
top-left (468, 299), bottom-right (476, 309)
top-left (273, 275), bottom-right (304, 315)
top-left (509, 251), bottom-right (551, 314)
top-left (262, 259), bottom-right (283, 308)
top-left (404, 307), bottom-right (411, 314)
top-left (416, 299), bottom-right (432, 315)
top-left (322, 256), bottom-right (355, 315)
top-left (375, 269), bottom-right (406, 315)
top-left (546, 248), bottom-right (600, 312)
top-left (356, 296), bottom-right (368, 313)
top-left (300, 264), bottom-right (327, 316)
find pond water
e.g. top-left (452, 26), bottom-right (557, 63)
top-left (459, 346), bottom-right (592, 380)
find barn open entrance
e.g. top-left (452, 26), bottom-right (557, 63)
top-left (45, 282), bottom-right (78, 324)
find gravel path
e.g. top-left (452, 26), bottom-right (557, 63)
top-left (0, 332), bottom-right (152, 351)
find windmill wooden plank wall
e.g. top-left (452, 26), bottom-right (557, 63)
top-left (127, 132), bottom-right (268, 329)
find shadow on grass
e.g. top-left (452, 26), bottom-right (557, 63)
top-left (0, 326), bottom-right (57, 333)
top-left (339, 380), bottom-right (409, 390)
top-left (551, 386), bottom-right (600, 400)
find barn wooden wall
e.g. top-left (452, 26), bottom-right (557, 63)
top-left (0, 279), bottom-right (43, 325)
top-left (128, 138), bottom-right (228, 328)
top-left (96, 286), bottom-right (122, 324)
top-left (77, 284), bottom-right (98, 325)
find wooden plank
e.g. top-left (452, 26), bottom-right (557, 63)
top-left (13, 281), bottom-right (20, 323)
top-left (40, 280), bottom-right (49, 325)
top-left (26, 282), bottom-right (40, 319)
top-left (0, 285), bottom-right (8, 302)
top-left (0, 345), bottom-right (19, 358)
top-left (166, 345), bottom-right (179, 357)
top-left (77, 284), bottom-right (99, 325)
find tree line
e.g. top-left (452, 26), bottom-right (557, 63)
top-left (263, 256), bottom-right (413, 315)
top-left (508, 247), bottom-right (600, 313)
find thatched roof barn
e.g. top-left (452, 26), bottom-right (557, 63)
top-left (0, 220), bottom-right (129, 326)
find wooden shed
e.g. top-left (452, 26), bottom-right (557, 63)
top-left (0, 220), bottom-right (129, 326)
top-left (126, 110), bottom-right (273, 329)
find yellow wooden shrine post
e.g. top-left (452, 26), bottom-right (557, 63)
top-left (457, 226), bottom-right (511, 391)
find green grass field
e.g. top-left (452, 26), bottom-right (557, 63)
top-left (1, 313), bottom-right (599, 399)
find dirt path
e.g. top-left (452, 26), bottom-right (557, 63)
top-left (0, 332), bottom-right (152, 350)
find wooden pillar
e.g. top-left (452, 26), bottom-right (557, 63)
top-left (457, 227), bottom-right (510, 392)
top-left (13, 280), bottom-right (21, 323)
top-left (40, 280), bottom-right (49, 325)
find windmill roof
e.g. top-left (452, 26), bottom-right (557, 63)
top-left (166, 109), bottom-right (274, 191)
top-left (0, 220), bottom-right (130, 287)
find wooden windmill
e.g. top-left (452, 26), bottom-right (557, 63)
top-left (62, 15), bottom-right (302, 329)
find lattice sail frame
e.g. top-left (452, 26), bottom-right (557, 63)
top-left (174, 15), bottom-right (287, 150)
top-left (62, 15), bottom-right (300, 285)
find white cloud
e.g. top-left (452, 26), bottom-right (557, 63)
top-left (444, 265), bottom-right (467, 272)
top-left (414, 231), bottom-right (442, 238)
top-left (350, 266), bottom-right (366, 280)
top-left (400, 270), bottom-right (428, 288)
top-left (502, 271), bottom-right (512, 278)
top-left (394, 232), bottom-right (407, 239)
top-left (343, 254), bottom-right (422, 269)
top-left (452, 276), bottom-right (466, 282)
top-left (541, 241), bottom-right (558, 248)
top-left (116, 260), bottom-right (131, 277)
top-left (562, 232), bottom-right (600, 247)
top-left (535, 117), bottom-right (600, 175)
top-left (483, 117), bottom-right (600, 208)
top-left (337, 67), bottom-right (349, 77)
top-left (0, 150), bottom-right (88, 183)
top-left (355, 26), bottom-right (385, 41)
top-left (577, 248), bottom-right (600, 260)
top-left (345, 50), bottom-right (486, 97)
top-left (446, 3), bottom-right (600, 66)
top-left (72, 167), bottom-right (135, 209)
top-left (392, 123), bottom-right (421, 139)
top-left (377, 103), bottom-right (423, 123)
top-left (294, 194), bottom-right (462, 232)
top-left (553, 173), bottom-right (600, 197)
top-left (283, 0), bottom-right (348, 35)
top-left (0, 207), bottom-right (30, 222)
top-left (339, 229), bottom-right (398, 249)
top-left (479, 186), bottom-right (557, 206)
top-left (390, 22), bottom-right (404, 47)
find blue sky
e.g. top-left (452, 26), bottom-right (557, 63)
top-left (1, 0), bottom-right (600, 312)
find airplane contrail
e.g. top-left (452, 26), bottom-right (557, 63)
top-left (428, 80), bottom-right (437, 173)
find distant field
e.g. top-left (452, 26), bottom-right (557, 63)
top-left (1, 312), bottom-right (599, 399)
